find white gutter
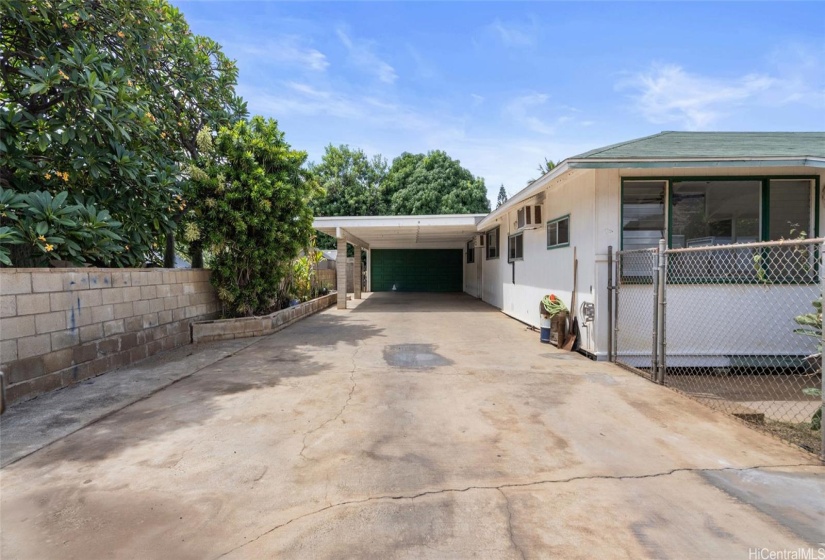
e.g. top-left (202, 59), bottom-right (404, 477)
top-left (314, 214), bottom-right (486, 229)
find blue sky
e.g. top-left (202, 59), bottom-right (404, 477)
top-left (173, 1), bottom-right (825, 202)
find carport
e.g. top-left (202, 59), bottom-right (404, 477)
top-left (313, 214), bottom-right (485, 308)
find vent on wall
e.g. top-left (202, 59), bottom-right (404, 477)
top-left (516, 205), bottom-right (543, 230)
top-left (474, 233), bottom-right (486, 247)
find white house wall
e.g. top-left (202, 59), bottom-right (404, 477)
top-left (480, 219), bottom-right (506, 309)
top-left (463, 245), bottom-right (481, 297)
top-left (480, 171), bottom-right (600, 353)
top-left (480, 165), bottom-right (824, 361)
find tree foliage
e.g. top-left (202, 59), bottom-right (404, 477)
top-left (307, 144), bottom-right (387, 249)
top-left (528, 157), bottom-right (558, 184)
top-left (380, 151), bottom-right (490, 215)
top-left (0, 187), bottom-right (123, 266)
top-left (309, 144), bottom-right (387, 217)
top-left (0, 0), bottom-right (245, 266)
top-left (496, 185), bottom-right (508, 208)
top-left (189, 117), bottom-right (319, 317)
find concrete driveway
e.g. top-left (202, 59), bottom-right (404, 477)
top-left (1, 293), bottom-right (823, 559)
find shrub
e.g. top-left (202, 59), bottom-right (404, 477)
top-left (190, 117), bottom-right (319, 317)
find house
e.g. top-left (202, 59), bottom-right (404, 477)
top-left (469, 131), bottom-right (824, 361)
top-left (315, 131), bottom-right (825, 362)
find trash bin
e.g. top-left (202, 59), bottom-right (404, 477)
top-left (540, 316), bottom-right (552, 343)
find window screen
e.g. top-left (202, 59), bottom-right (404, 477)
top-left (622, 181), bottom-right (665, 250)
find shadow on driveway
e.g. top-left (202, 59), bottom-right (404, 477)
top-left (16, 313), bottom-right (384, 468)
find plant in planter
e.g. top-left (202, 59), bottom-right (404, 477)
top-left (794, 298), bottom-right (822, 430)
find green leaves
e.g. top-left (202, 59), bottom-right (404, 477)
top-left (793, 298), bottom-right (822, 341)
top-left (309, 144), bottom-right (388, 220)
top-left (381, 150), bottom-right (491, 216)
top-left (189, 117), bottom-right (319, 317)
top-left (1, 0), bottom-right (245, 266)
top-left (0, 187), bottom-right (124, 266)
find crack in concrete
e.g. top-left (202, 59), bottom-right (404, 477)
top-left (298, 345), bottom-right (360, 461)
top-left (498, 488), bottom-right (526, 560)
top-left (213, 462), bottom-right (818, 559)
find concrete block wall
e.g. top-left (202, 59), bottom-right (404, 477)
top-left (0, 268), bottom-right (219, 405)
top-left (192, 292), bottom-right (337, 343)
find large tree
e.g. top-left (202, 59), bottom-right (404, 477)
top-left (381, 150), bottom-right (490, 215)
top-left (308, 144), bottom-right (387, 250)
top-left (0, 0), bottom-right (245, 266)
top-left (309, 145), bottom-right (387, 217)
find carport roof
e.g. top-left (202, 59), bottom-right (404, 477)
top-left (313, 214), bottom-right (486, 249)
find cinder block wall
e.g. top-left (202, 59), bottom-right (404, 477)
top-left (0, 268), bottom-right (219, 405)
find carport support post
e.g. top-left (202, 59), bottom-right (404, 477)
top-left (366, 249), bottom-right (371, 292)
top-left (354, 245), bottom-right (362, 299)
top-left (336, 237), bottom-right (348, 309)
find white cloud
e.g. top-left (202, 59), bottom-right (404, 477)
top-left (488, 18), bottom-right (537, 47)
top-left (407, 45), bottom-right (437, 80)
top-left (239, 82), bottom-right (453, 134)
top-left (336, 27), bottom-right (397, 84)
top-left (765, 43), bottom-right (825, 108)
top-left (232, 36), bottom-right (329, 72)
top-left (503, 93), bottom-right (585, 135)
top-left (619, 63), bottom-right (778, 130)
top-left (505, 93), bottom-right (555, 134)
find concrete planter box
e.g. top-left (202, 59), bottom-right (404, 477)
top-left (191, 292), bottom-right (337, 343)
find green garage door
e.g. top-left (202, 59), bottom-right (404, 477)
top-left (371, 249), bottom-right (462, 292)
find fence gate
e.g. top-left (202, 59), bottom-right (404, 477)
top-left (613, 246), bottom-right (660, 381)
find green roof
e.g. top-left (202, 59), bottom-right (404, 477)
top-left (572, 131), bottom-right (825, 160)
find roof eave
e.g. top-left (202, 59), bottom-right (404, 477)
top-left (476, 161), bottom-right (573, 231)
top-left (567, 156), bottom-right (825, 169)
top-left (477, 155), bottom-right (824, 232)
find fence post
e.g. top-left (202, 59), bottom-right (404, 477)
top-left (607, 245), bottom-right (613, 362)
top-left (651, 248), bottom-right (659, 377)
top-left (657, 239), bottom-right (667, 385)
top-left (820, 241), bottom-right (824, 462)
top-left (613, 251), bottom-right (621, 363)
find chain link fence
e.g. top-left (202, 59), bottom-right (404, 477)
top-left (613, 238), bottom-right (824, 458)
top-left (614, 248), bottom-right (659, 380)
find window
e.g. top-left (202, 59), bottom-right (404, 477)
top-left (620, 177), bottom-right (818, 282)
top-left (622, 181), bottom-right (666, 250)
top-left (546, 215), bottom-right (570, 249)
top-left (671, 180), bottom-right (760, 248)
top-left (620, 177), bottom-right (817, 249)
top-left (508, 233), bottom-right (523, 262)
top-left (466, 240), bottom-right (475, 264)
top-left (770, 179), bottom-right (811, 240)
top-left (486, 227), bottom-right (499, 259)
